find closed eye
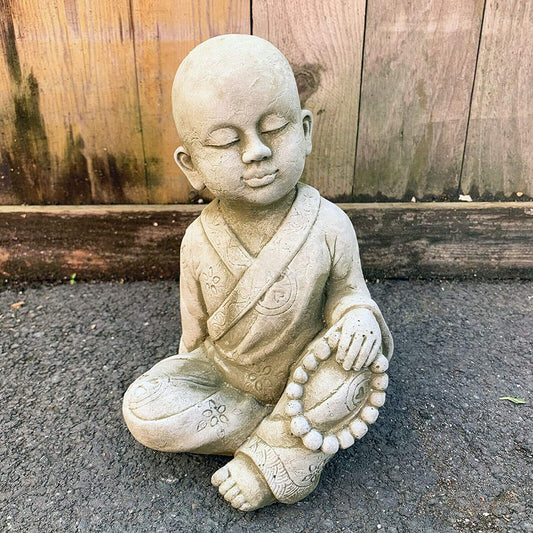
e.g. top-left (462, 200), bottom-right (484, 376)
top-left (260, 122), bottom-right (289, 135)
top-left (204, 139), bottom-right (239, 148)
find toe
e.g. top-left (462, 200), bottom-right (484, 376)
top-left (239, 502), bottom-right (254, 512)
top-left (223, 485), bottom-right (241, 502)
top-left (218, 477), bottom-right (236, 495)
top-left (211, 466), bottom-right (230, 487)
top-left (231, 494), bottom-right (246, 509)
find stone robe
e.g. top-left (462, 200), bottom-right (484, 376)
top-left (179, 183), bottom-right (392, 405)
top-left (123, 183), bottom-right (393, 501)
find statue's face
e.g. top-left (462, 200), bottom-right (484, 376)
top-left (176, 68), bottom-right (312, 206)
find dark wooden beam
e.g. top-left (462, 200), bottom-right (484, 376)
top-left (1, 202), bottom-right (532, 282)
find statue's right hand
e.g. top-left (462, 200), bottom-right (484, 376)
top-left (324, 308), bottom-right (381, 372)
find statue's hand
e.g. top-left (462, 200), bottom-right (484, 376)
top-left (325, 308), bottom-right (381, 371)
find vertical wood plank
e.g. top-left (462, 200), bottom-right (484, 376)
top-left (252, 0), bottom-right (366, 201)
top-left (354, 0), bottom-right (484, 201)
top-left (461, 0), bottom-right (533, 199)
top-left (0, 0), bottom-right (146, 204)
top-left (0, 0), bottom-right (20, 203)
top-left (130, 0), bottom-right (251, 204)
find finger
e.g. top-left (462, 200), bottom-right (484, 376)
top-left (342, 334), bottom-right (364, 371)
top-left (336, 325), bottom-right (353, 364)
top-left (354, 338), bottom-right (375, 371)
top-left (366, 338), bottom-right (382, 368)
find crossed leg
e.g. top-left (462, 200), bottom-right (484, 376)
top-left (124, 337), bottom-right (379, 511)
top-left (122, 345), bottom-right (272, 456)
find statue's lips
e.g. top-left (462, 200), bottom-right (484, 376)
top-left (243, 170), bottom-right (278, 188)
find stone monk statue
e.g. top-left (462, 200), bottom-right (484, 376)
top-left (123, 34), bottom-right (393, 511)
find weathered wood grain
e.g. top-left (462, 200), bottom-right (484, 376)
top-left (354, 0), bottom-right (484, 201)
top-left (130, 0), bottom-right (250, 204)
top-left (1, 202), bottom-right (532, 282)
top-left (252, 0), bottom-right (366, 201)
top-left (0, 0), bottom-right (147, 205)
top-left (1, 1), bottom-right (530, 206)
top-left (342, 202), bottom-right (533, 279)
top-left (461, 0), bottom-right (533, 199)
top-left (0, 0), bottom-right (20, 204)
top-left (0, 205), bottom-right (200, 282)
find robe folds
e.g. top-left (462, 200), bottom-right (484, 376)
top-left (179, 183), bottom-right (393, 405)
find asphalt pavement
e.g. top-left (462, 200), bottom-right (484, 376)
top-left (1, 280), bottom-right (532, 533)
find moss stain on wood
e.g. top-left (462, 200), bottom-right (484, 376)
top-left (0, 3), bottom-right (54, 204)
top-left (0, 203), bottom-right (531, 282)
top-left (0, 0), bottom-right (151, 204)
top-left (0, 0), bottom-right (531, 204)
top-left (57, 126), bottom-right (91, 204)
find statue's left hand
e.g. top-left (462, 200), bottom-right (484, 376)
top-left (325, 308), bottom-right (381, 371)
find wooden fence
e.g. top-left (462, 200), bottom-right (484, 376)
top-left (0, 0), bottom-right (531, 206)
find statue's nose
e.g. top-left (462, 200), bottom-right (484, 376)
top-left (242, 133), bottom-right (272, 163)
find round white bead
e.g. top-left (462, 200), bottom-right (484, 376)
top-left (321, 435), bottom-right (340, 455)
top-left (371, 374), bottom-right (389, 391)
top-left (349, 418), bottom-right (368, 439)
top-left (337, 428), bottom-right (355, 449)
top-left (302, 429), bottom-right (323, 451)
top-left (370, 354), bottom-right (389, 374)
top-left (290, 415), bottom-right (311, 437)
top-left (302, 353), bottom-right (318, 371)
top-left (286, 382), bottom-right (303, 399)
top-left (292, 366), bottom-right (309, 384)
top-left (360, 406), bottom-right (379, 424)
top-left (369, 391), bottom-right (386, 407)
top-left (285, 399), bottom-right (304, 416)
top-left (314, 339), bottom-right (331, 360)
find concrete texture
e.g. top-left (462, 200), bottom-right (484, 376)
top-left (1, 280), bottom-right (531, 532)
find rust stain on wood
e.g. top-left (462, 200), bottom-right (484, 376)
top-left (65, 249), bottom-right (107, 269)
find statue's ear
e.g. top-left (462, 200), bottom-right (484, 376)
top-left (174, 146), bottom-right (205, 190)
top-left (301, 110), bottom-right (313, 156)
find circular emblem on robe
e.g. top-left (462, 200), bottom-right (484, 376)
top-left (256, 269), bottom-right (297, 316)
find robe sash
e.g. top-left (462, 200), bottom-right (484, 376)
top-left (201, 183), bottom-right (321, 341)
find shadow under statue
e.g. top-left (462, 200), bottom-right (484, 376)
top-left (123, 34), bottom-right (393, 511)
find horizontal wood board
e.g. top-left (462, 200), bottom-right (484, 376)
top-left (1, 203), bottom-right (532, 282)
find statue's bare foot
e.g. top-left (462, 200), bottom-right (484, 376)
top-left (211, 454), bottom-right (275, 511)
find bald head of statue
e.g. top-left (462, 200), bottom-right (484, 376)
top-left (172, 35), bottom-right (301, 144)
top-left (171, 34), bottom-right (312, 205)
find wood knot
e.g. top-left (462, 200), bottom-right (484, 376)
top-left (292, 64), bottom-right (322, 106)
